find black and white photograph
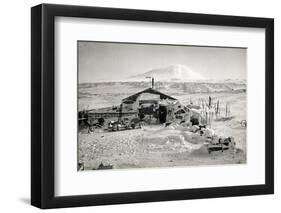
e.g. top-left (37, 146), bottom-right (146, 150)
top-left (77, 41), bottom-right (247, 171)
top-left (0, 0), bottom-right (277, 211)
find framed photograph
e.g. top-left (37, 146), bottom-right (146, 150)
top-left (31, 4), bottom-right (274, 209)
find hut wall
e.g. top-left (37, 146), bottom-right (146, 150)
top-left (122, 99), bottom-right (139, 111)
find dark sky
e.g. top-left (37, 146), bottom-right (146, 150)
top-left (78, 41), bottom-right (246, 83)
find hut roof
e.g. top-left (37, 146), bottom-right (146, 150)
top-left (122, 88), bottom-right (177, 102)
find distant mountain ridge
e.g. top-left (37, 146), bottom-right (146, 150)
top-left (79, 81), bottom-right (247, 98)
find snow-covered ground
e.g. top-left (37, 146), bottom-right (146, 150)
top-left (78, 83), bottom-right (247, 170)
top-left (78, 81), bottom-right (246, 110)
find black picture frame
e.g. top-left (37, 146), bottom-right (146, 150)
top-left (31, 3), bottom-right (274, 209)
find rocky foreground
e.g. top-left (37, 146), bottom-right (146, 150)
top-left (78, 124), bottom-right (246, 171)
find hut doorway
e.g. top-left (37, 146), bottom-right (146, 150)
top-left (159, 105), bottom-right (167, 123)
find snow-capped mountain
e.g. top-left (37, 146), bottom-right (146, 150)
top-left (129, 64), bottom-right (206, 82)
